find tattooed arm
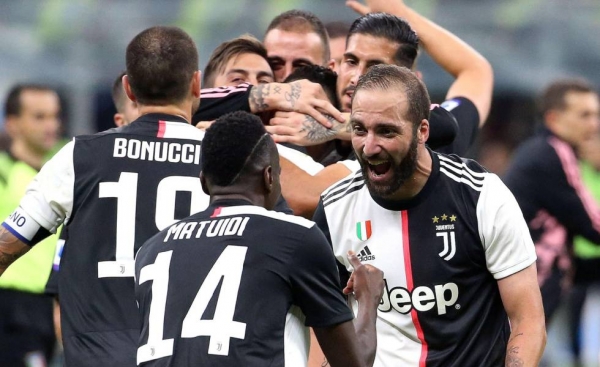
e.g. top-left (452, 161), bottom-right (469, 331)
top-left (249, 80), bottom-right (344, 128)
top-left (267, 112), bottom-right (352, 146)
top-left (0, 226), bottom-right (30, 275)
top-left (498, 264), bottom-right (546, 367)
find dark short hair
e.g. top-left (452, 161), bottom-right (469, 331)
top-left (354, 64), bottom-right (430, 128)
top-left (266, 9), bottom-right (330, 63)
top-left (201, 111), bottom-right (274, 186)
top-left (325, 21), bottom-right (351, 39)
top-left (348, 13), bottom-right (419, 68)
top-left (126, 26), bottom-right (198, 106)
top-left (111, 71), bottom-right (128, 113)
top-left (284, 65), bottom-right (339, 108)
top-left (539, 78), bottom-right (597, 116)
top-left (203, 34), bottom-right (268, 88)
top-left (4, 84), bottom-right (57, 118)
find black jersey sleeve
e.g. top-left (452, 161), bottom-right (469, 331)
top-left (435, 97), bottom-right (480, 156)
top-left (288, 225), bottom-right (354, 328)
top-left (313, 199), bottom-right (351, 291)
top-left (192, 84), bottom-right (252, 125)
top-left (426, 105), bottom-right (458, 151)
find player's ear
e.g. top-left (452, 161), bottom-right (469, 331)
top-left (114, 113), bottom-right (125, 127)
top-left (263, 166), bottom-right (273, 193)
top-left (200, 172), bottom-right (210, 195)
top-left (122, 75), bottom-right (137, 103)
top-left (327, 59), bottom-right (336, 71)
top-left (191, 70), bottom-right (202, 99)
top-left (417, 119), bottom-right (430, 144)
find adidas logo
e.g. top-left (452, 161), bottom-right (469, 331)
top-left (358, 246), bottom-right (375, 262)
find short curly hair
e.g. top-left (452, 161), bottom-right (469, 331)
top-left (201, 111), bottom-right (274, 186)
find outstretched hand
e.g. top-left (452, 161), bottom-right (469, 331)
top-left (343, 250), bottom-right (384, 305)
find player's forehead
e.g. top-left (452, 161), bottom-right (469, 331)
top-left (264, 29), bottom-right (325, 64)
top-left (345, 33), bottom-right (398, 64)
top-left (352, 89), bottom-right (407, 124)
top-left (19, 89), bottom-right (60, 114)
top-left (224, 52), bottom-right (272, 73)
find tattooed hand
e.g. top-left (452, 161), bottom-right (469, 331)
top-left (248, 80), bottom-right (344, 128)
top-left (266, 111), bottom-right (351, 146)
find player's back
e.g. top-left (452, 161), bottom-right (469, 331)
top-left (59, 114), bottom-right (208, 366)
top-left (135, 199), bottom-right (353, 367)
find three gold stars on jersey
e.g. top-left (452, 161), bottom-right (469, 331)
top-left (432, 214), bottom-right (457, 223)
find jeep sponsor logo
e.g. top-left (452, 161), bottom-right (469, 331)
top-left (378, 279), bottom-right (459, 315)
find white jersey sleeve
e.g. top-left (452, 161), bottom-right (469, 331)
top-left (477, 174), bottom-right (536, 279)
top-left (18, 140), bottom-right (75, 233)
top-left (338, 159), bottom-right (360, 173)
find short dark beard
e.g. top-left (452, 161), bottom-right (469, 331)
top-left (358, 132), bottom-right (419, 198)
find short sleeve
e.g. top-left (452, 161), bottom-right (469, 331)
top-left (18, 140), bottom-right (75, 233)
top-left (435, 97), bottom-right (479, 156)
top-left (288, 225), bottom-right (354, 328)
top-left (477, 174), bottom-right (537, 279)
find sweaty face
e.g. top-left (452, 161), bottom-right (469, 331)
top-left (551, 91), bottom-right (600, 148)
top-left (11, 90), bottom-right (61, 154)
top-left (212, 52), bottom-right (274, 88)
top-left (264, 29), bottom-right (326, 82)
top-left (351, 89), bottom-right (419, 198)
top-left (337, 34), bottom-right (399, 112)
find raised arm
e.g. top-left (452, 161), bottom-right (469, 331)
top-left (498, 264), bottom-right (546, 366)
top-left (347, 0), bottom-right (494, 126)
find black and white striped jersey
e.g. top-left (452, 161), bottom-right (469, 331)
top-left (2, 114), bottom-right (209, 366)
top-left (313, 150), bottom-right (536, 367)
top-left (134, 199), bottom-right (353, 367)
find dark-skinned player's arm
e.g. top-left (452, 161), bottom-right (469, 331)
top-left (313, 251), bottom-right (383, 367)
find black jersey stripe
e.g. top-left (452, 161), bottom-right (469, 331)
top-left (438, 155), bottom-right (487, 178)
top-left (323, 178), bottom-right (366, 205)
top-left (439, 167), bottom-right (484, 192)
top-left (439, 161), bottom-right (485, 187)
top-left (322, 172), bottom-right (364, 202)
top-left (323, 182), bottom-right (365, 207)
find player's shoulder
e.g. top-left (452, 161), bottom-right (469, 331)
top-left (216, 205), bottom-right (315, 230)
top-left (436, 152), bottom-right (490, 192)
top-left (320, 168), bottom-right (365, 208)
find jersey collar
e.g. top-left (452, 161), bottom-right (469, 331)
top-left (369, 148), bottom-right (440, 211)
top-left (133, 113), bottom-right (190, 125)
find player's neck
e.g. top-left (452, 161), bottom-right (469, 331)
top-left (10, 141), bottom-right (46, 170)
top-left (209, 193), bottom-right (263, 207)
top-left (137, 103), bottom-right (192, 124)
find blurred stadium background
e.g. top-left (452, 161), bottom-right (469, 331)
top-left (1, 1), bottom-right (599, 365)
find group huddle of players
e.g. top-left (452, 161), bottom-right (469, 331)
top-left (0, 1), bottom-right (554, 366)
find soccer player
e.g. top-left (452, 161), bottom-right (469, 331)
top-left (264, 10), bottom-right (330, 83)
top-left (504, 79), bottom-right (600, 321)
top-left (0, 26), bottom-right (209, 366)
top-left (202, 34), bottom-right (274, 88)
top-left (314, 65), bottom-right (546, 366)
top-left (135, 111), bottom-right (383, 367)
top-left (0, 84), bottom-right (61, 367)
